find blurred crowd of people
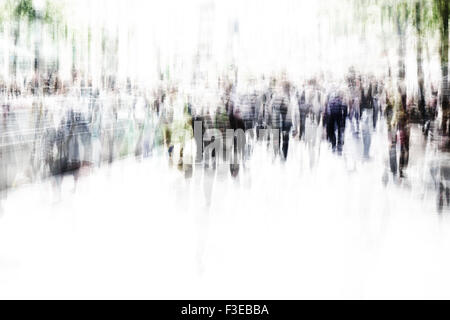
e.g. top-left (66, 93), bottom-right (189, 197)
top-left (0, 67), bottom-right (446, 209)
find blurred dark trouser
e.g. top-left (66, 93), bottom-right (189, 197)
top-left (194, 120), bottom-right (203, 163)
top-left (282, 131), bottom-right (290, 159)
top-left (398, 125), bottom-right (409, 177)
top-left (388, 127), bottom-right (397, 176)
top-left (389, 144), bottom-right (397, 176)
top-left (299, 112), bottom-right (306, 140)
top-left (362, 109), bottom-right (373, 158)
top-left (204, 138), bottom-right (215, 167)
top-left (277, 106), bottom-right (292, 160)
top-left (327, 113), bottom-right (344, 151)
top-left (373, 98), bottom-right (379, 129)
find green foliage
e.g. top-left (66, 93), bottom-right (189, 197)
top-left (375, 0), bottom-right (447, 35)
top-left (43, 0), bottom-right (64, 25)
top-left (376, 0), bottom-right (410, 29)
top-left (2, 0), bottom-right (65, 26)
top-left (419, 0), bottom-right (438, 33)
top-left (13, 0), bottom-right (36, 21)
top-left (433, 0), bottom-right (449, 33)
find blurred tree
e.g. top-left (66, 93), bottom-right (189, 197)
top-left (413, 0), bottom-right (433, 121)
top-left (376, 0), bottom-right (410, 117)
top-left (395, 1), bottom-right (409, 84)
top-left (9, 0), bottom-right (36, 77)
top-left (5, 0), bottom-right (64, 78)
top-left (412, 0), bottom-right (440, 122)
top-left (433, 0), bottom-right (449, 133)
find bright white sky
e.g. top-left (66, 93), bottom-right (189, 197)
top-left (49, 0), bottom-right (441, 89)
top-left (60, 1), bottom-right (334, 82)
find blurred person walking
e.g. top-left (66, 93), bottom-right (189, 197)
top-left (325, 89), bottom-right (348, 154)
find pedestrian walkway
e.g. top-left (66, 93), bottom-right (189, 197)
top-left (0, 132), bottom-right (448, 299)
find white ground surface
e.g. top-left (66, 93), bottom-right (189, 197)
top-left (1, 123), bottom-right (450, 299)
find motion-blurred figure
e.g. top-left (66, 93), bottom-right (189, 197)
top-left (325, 89), bottom-right (347, 154)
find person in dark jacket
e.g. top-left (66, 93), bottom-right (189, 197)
top-left (269, 81), bottom-right (292, 161)
top-left (297, 89), bottom-right (309, 141)
top-left (228, 98), bottom-right (246, 171)
top-left (326, 91), bottom-right (348, 154)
